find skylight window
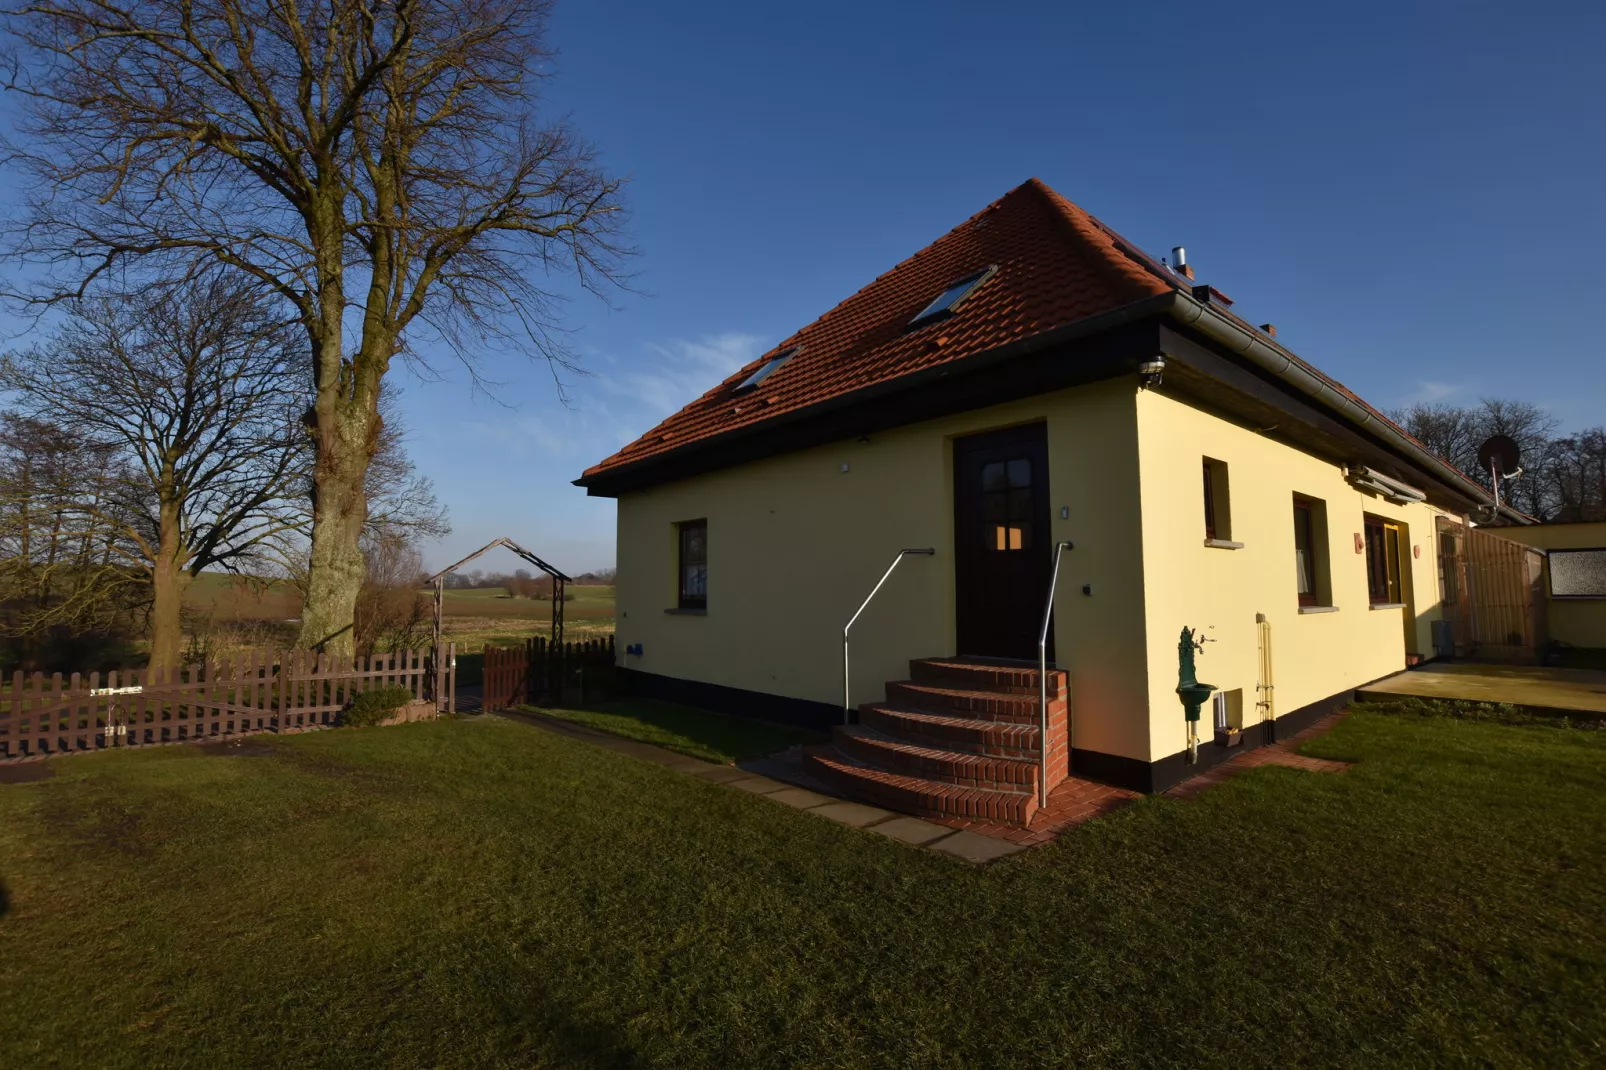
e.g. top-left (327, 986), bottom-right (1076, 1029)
top-left (909, 266), bottom-right (996, 327)
top-left (733, 346), bottom-right (799, 394)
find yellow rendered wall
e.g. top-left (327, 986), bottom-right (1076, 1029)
top-left (613, 380), bottom-right (1156, 762)
top-left (1134, 389), bottom-right (1454, 762)
top-left (1495, 522), bottom-right (1606, 648)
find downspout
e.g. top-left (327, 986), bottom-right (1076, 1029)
top-left (1162, 294), bottom-right (1524, 524)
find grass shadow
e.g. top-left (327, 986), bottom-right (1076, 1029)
top-left (518, 698), bottom-right (825, 764)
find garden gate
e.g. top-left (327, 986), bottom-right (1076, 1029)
top-left (482, 636), bottom-right (616, 712)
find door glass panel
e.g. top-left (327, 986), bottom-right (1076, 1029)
top-left (982, 456), bottom-right (1033, 552)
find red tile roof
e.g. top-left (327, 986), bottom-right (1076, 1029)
top-left (579, 177), bottom-right (1492, 508)
top-left (580, 178), bottom-right (1177, 482)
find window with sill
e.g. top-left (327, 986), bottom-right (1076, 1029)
top-left (677, 519), bottom-right (707, 610)
top-left (1203, 457), bottom-right (1232, 542)
top-left (1293, 494), bottom-right (1332, 607)
top-left (1364, 514), bottom-right (1404, 606)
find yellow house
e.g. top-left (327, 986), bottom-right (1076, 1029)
top-left (576, 179), bottom-right (1527, 824)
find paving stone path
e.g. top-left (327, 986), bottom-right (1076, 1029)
top-left (496, 709), bottom-right (1028, 862)
top-left (493, 708), bottom-right (1354, 861)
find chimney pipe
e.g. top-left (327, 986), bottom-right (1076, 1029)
top-left (1171, 246), bottom-right (1193, 280)
top-left (1259, 323), bottom-right (1277, 338)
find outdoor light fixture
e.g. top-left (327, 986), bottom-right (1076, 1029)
top-left (1138, 356), bottom-right (1166, 389)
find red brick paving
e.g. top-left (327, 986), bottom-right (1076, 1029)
top-left (936, 709), bottom-right (1353, 845)
top-left (929, 774), bottom-right (1140, 846)
top-left (1164, 710), bottom-right (1352, 801)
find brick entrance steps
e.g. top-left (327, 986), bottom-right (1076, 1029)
top-left (803, 657), bottom-right (1068, 828)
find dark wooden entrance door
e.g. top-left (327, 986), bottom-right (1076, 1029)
top-left (953, 423), bottom-right (1052, 660)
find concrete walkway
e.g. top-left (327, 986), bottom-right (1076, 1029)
top-left (1356, 663), bottom-right (1606, 716)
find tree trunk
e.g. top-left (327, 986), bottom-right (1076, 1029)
top-left (296, 197), bottom-right (389, 656)
top-left (149, 499), bottom-right (190, 671)
top-left (298, 399), bottom-right (379, 655)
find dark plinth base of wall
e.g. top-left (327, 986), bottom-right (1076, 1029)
top-left (619, 667), bottom-right (1357, 792)
top-left (618, 667), bottom-right (841, 733)
top-left (1072, 686), bottom-right (1355, 793)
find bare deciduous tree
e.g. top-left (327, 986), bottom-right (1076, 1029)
top-left (0, 417), bottom-right (143, 669)
top-left (1390, 397), bottom-right (1606, 522)
top-left (2, 0), bottom-right (629, 654)
top-left (1, 276), bottom-right (304, 668)
top-left (353, 532), bottom-right (430, 656)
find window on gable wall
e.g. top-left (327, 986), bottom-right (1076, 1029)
top-left (677, 520), bottom-right (707, 609)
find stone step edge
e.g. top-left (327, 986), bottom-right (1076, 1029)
top-left (885, 682), bottom-right (1066, 723)
top-left (833, 725), bottom-right (1040, 791)
top-left (909, 661), bottom-right (1069, 698)
top-left (803, 746), bottom-right (1038, 826)
top-left (859, 705), bottom-right (1042, 758)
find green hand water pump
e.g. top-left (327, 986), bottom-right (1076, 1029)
top-left (1176, 626), bottom-right (1216, 763)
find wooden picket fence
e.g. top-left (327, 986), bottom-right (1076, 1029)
top-left (483, 635), bottom-right (616, 712)
top-left (0, 646), bottom-right (454, 761)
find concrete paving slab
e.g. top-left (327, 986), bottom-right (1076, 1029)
top-left (609, 741), bottom-right (681, 761)
top-left (930, 830), bottom-right (1028, 864)
top-left (660, 756), bottom-right (721, 774)
top-left (868, 816), bottom-right (953, 846)
top-left (728, 775), bottom-right (787, 794)
top-left (1357, 663), bottom-right (1606, 715)
top-left (687, 766), bottom-right (749, 784)
top-left (808, 801), bottom-right (894, 828)
top-left (764, 786), bottom-right (833, 810)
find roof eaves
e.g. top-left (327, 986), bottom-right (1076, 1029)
top-left (575, 291), bottom-right (1179, 493)
top-left (1165, 292), bottom-right (1526, 522)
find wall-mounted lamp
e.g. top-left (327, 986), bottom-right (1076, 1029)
top-left (1137, 356), bottom-right (1166, 390)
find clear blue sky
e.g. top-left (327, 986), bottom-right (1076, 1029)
top-left (10, 2), bottom-right (1606, 576)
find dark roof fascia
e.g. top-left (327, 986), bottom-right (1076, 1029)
top-left (1156, 326), bottom-right (1489, 516)
top-left (575, 293), bottom-right (1177, 497)
top-left (1159, 292), bottom-right (1528, 524)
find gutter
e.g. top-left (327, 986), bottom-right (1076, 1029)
top-left (1161, 292), bottom-right (1529, 525)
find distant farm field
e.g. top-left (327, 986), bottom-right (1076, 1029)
top-left (184, 574), bottom-right (615, 652)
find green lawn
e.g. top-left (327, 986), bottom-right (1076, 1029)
top-left (1, 709), bottom-right (1603, 1067)
top-left (520, 698), bottom-right (824, 763)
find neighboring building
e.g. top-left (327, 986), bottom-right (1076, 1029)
top-left (1496, 521), bottom-right (1606, 652)
top-left (576, 178), bottom-right (1528, 823)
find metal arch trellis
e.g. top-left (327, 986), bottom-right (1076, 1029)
top-left (426, 537), bottom-right (574, 656)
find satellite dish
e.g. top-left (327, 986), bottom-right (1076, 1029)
top-left (1476, 434), bottom-right (1521, 477)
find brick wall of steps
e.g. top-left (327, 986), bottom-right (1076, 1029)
top-left (803, 657), bottom-right (1070, 828)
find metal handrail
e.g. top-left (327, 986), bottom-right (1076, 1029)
top-left (1037, 540), bottom-right (1074, 807)
top-left (843, 548), bottom-right (936, 723)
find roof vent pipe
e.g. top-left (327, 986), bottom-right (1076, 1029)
top-left (1171, 246), bottom-right (1193, 280)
